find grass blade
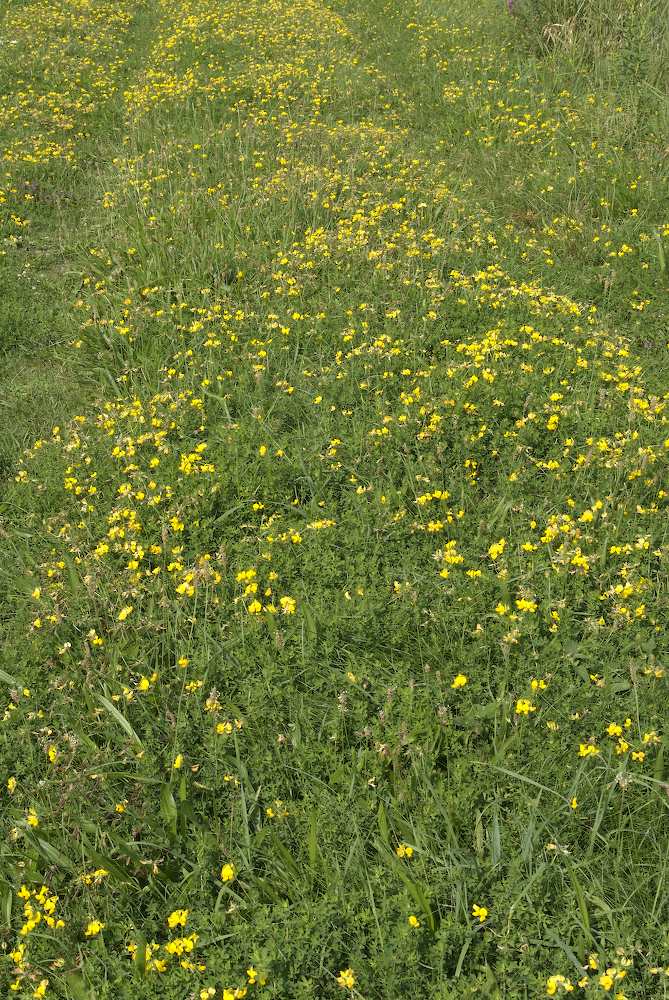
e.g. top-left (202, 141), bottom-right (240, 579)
top-left (95, 692), bottom-right (143, 747)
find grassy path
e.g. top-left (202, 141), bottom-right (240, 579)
top-left (0, 0), bottom-right (160, 472)
top-left (1, 0), bottom-right (668, 997)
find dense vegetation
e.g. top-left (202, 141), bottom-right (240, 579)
top-left (1, 0), bottom-right (668, 996)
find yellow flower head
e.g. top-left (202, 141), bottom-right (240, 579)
top-left (336, 968), bottom-right (356, 989)
top-left (167, 908), bottom-right (189, 929)
top-left (220, 862), bottom-right (236, 882)
top-left (546, 974), bottom-right (573, 995)
top-left (488, 538), bottom-right (506, 561)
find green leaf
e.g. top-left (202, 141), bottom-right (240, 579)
top-left (395, 865), bottom-right (437, 932)
top-left (0, 667), bottom-right (20, 686)
top-left (376, 837), bottom-right (437, 932)
top-left (63, 553), bottom-right (84, 598)
top-left (307, 809), bottom-right (319, 869)
top-left (0, 884), bottom-right (12, 929)
top-left (656, 231), bottom-right (666, 274)
top-left (474, 810), bottom-right (485, 860)
top-left (133, 932), bottom-right (147, 979)
top-left (234, 734), bottom-right (253, 865)
top-left (95, 692), bottom-right (143, 747)
top-left (490, 805), bottom-right (502, 866)
top-left (377, 802), bottom-right (390, 845)
top-left (454, 935), bottom-right (472, 978)
top-left (82, 841), bottom-right (134, 884)
top-left (566, 862), bottom-right (591, 938)
top-left (302, 602), bottom-right (317, 644)
top-left (178, 774), bottom-right (188, 802)
top-left (270, 832), bottom-right (300, 880)
top-left (159, 784), bottom-right (178, 837)
top-left (66, 972), bottom-right (97, 1000)
top-left (31, 835), bottom-right (75, 872)
top-left (544, 928), bottom-right (584, 974)
top-left (653, 743), bottom-right (664, 782)
top-left (83, 770), bottom-right (160, 784)
top-left (105, 828), bottom-right (143, 865)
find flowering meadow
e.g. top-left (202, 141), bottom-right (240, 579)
top-left (1, 0), bottom-right (668, 995)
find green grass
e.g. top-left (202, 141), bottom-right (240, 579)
top-left (1, 0), bottom-right (668, 997)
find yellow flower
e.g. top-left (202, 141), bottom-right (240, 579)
top-left (336, 968), bottom-right (356, 989)
top-left (472, 903), bottom-right (488, 923)
top-left (395, 842), bottom-right (414, 859)
top-left (27, 810), bottom-right (39, 827)
top-left (488, 538), bottom-right (506, 560)
top-left (546, 975), bottom-right (573, 995)
top-left (164, 932), bottom-right (197, 955)
top-left (7, 776), bottom-right (17, 794)
top-left (84, 919), bottom-right (105, 937)
top-left (451, 673), bottom-right (468, 689)
top-left (80, 869), bottom-right (109, 886)
top-left (167, 908), bottom-right (189, 928)
top-left (408, 914), bottom-right (420, 928)
top-left (220, 862), bottom-right (235, 882)
top-left (173, 754), bottom-right (184, 770)
top-left (515, 698), bottom-right (537, 716)
top-left (117, 605), bottom-right (134, 621)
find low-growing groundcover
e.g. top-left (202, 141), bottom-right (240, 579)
top-left (1, 0), bottom-right (668, 996)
